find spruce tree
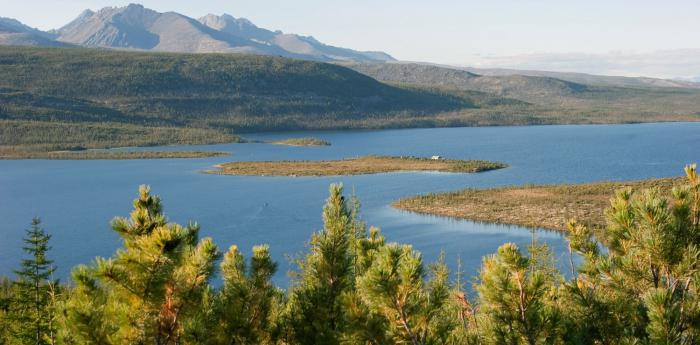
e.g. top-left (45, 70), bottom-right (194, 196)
top-left (0, 277), bottom-right (14, 345)
top-left (10, 218), bottom-right (57, 345)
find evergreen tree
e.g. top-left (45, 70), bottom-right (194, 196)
top-left (563, 164), bottom-right (700, 344)
top-left (356, 244), bottom-right (454, 345)
top-left (211, 244), bottom-right (279, 344)
top-left (59, 185), bottom-right (220, 345)
top-left (343, 226), bottom-right (392, 344)
top-left (9, 218), bottom-right (57, 345)
top-left (0, 277), bottom-right (14, 345)
top-left (475, 242), bottom-right (561, 345)
top-left (283, 184), bottom-right (355, 344)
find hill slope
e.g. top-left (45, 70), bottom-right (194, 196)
top-left (2, 46), bottom-right (700, 155)
top-left (345, 62), bottom-right (700, 113)
top-left (461, 66), bottom-right (700, 89)
top-left (0, 46), bottom-right (471, 132)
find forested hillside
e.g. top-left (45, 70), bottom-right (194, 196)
top-left (0, 46), bottom-right (476, 154)
top-left (2, 46), bottom-right (700, 156)
top-left (0, 46), bottom-right (469, 127)
top-left (346, 62), bottom-right (700, 116)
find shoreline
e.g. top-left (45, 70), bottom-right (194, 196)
top-left (393, 177), bottom-right (684, 232)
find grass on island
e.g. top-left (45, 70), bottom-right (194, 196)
top-left (210, 155), bottom-right (507, 176)
top-left (393, 177), bottom-right (685, 232)
top-left (0, 150), bottom-right (230, 160)
top-left (271, 137), bottom-right (331, 146)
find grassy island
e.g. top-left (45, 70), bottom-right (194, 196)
top-left (210, 155), bottom-right (507, 176)
top-left (0, 150), bottom-right (230, 160)
top-left (271, 137), bottom-right (331, 146)
top-left (393, 177), bottom-right (684, 232)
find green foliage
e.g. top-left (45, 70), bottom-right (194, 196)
top-left (0, 277), bottom-right (14, 344)
top-left (563, 164), bottom-right (700, 344)
top-left (6, 46), bottom-right (700, 154)
top-left (210, 245), bottom-right (279, 344)
top-left (347, 61), bottom-right (700, 118)
top-left (7, 218), bottom-right (58, 345)
top-left (475, 242), bottom-right (561, 345)
top-left (356, 245), bottom-right (454, 345)
top-left (59, 185), bottom-right (221, 345)
top-left (0, 119), bottom-right (240, 156)
top-left (282, 184), bottom-right (355, 344)
top-left (0, 46), bottom-right (468, 136)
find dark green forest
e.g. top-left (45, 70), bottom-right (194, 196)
top-left (0, 47), bottom-right (470, 122)
top-left (2, 164), bottom-right (700, 344)
top-left (2, 46), bottom-right (700, 158)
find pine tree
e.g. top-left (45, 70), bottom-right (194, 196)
top-left (59, 185), bottom-right (220, 345)
top-left (9, 218), bottom-right (57, 345)
top-left (343, 226), bottom-right (391, 344)
top-left (475, 242), bottom-right (561, 345)
top-left (211, 244), bottom-right (279, 344)
top-left (563, 164), bottom-right (700, 344)
top-left (356, 244), bottom-right (454, 345)
top-left (283, 184), bottom-right (355, 344)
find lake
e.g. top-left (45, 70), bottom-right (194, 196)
top-left (1, 122), bottom-right (699, 285)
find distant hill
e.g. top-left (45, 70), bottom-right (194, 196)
top-left (345, 62), bottom-right (592, 104)
top-left (460, 66), bottom-right (700, 89)
top-left (344, 61), bottom-right (700, 128)
top-left (345, 62), bottom-right (700, 106)
top-left (1, 4), bottom-right (394, 63)
top-left (1, 46), bottom-right (700, 154)
top-left (0, 46), bottom-right (469, 131)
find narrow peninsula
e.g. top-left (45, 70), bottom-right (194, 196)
top-left (393, 177), bottom-right (684, 232)
top-left (210, 155), bottom-right (507, 176)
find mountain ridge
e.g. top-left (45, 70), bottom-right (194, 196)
top-left (1, 4), bottom-right (394, 63)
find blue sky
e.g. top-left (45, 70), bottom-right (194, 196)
top-left (3, 1), bottom-right (700, 77)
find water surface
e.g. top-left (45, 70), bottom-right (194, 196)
top-left (1, 122), bottom-right (698, 284)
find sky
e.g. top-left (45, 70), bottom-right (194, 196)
top-left (3, 0), bottom-right (700, 78)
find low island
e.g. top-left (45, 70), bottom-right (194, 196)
top-left (209, 155), bottom-right (507, 176)
top-left (270, 137), bottom-right (331, 146)
top-left (1, 150), bottom-right (230, 160)
top-left (393, 177), bottom-right (683, 232)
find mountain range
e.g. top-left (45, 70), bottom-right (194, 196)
top-left (0, 4), bottom-right (394, 62)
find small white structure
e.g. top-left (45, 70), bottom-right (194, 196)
top-left (431, 155), bottom-right (442, 160)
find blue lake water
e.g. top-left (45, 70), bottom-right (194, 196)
top-left (1, 122), bottom-right (699, 285)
